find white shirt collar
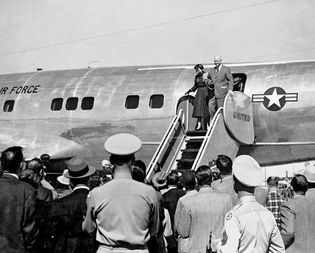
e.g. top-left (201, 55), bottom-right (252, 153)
top-left (73, 185), bottom-right (89, 191)
top-left (3, 172), bottom-right (19, 179)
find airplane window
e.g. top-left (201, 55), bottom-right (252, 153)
top-left (51, 98), bottom-right (63, 111)
top-left (66, 97), bottom-right (78, 110)
top-left (149, 94), bottom-right (164, 109)
top-left (3, 100), bottom-right (14, 112)
top-left (125, 95), bottom-right (139, 109)
top-left (81, 97), bottom-right (94, 110)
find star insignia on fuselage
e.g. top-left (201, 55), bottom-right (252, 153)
top-left (252, 87), bottom-right (298, 111)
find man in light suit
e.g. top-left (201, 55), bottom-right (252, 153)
top-left (205, 56), bottom-right (233, 120)
top-left (175, 165), bottom-right (232, 253)
top-left (280, 174), bottom-right (315, 253)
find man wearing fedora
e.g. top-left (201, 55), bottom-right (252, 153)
top-left (280, 174), bottom-right (315, 253)
top-left (82, 133), bottom-right (160, 253)
top-left (35, 156), bottom-right (97, 253)
top-left (212, 155), bottom-right (285, 252)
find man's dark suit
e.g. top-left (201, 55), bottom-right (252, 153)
top-left (36, 185), bottom-right (53, 201)
top-left (0, 174), bottom-right (38, 253)
top-left (162, 188), bottom-right (185, 253)
top-left (37, 187), bottom-right (97, 253)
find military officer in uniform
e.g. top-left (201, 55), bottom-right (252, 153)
top-left (211, 155), bottom-right (285, 253)
top-left (82, 133), bottom-right (161, 253)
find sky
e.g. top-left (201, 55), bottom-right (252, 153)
top-left (1, 0), bottom-right (315, 74)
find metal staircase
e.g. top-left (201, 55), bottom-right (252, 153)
top-left (145, 91), bottom-right (255, 183)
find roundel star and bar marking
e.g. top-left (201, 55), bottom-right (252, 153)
top-left (252, 87), bottom-right (298, 111)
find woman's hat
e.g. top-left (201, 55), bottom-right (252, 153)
top-left (151, 171), bottom-right (167, 189)
top-left (57, 169), bottom-right (70, 185)
top-left (65, 157), bottom-right (96, 179)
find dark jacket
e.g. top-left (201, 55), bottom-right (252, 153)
top-left (36, 185), bottom-right (53, 201)
top-left (35, 187), bottom-right (97, 253)
top-left (0, 174), bottom-right (38, 253)
top-left (162, 188), bottom-right (185, 250)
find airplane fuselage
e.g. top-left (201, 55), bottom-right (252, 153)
top-left (0, 61), bottom-right (315, 170)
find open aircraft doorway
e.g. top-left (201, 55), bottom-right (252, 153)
top-left (176, 95), bottom-right (196, 131)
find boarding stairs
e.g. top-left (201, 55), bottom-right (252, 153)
top-left (146, 91), bottom-right (255, 183)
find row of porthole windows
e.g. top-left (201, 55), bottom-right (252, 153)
top-left (2, 94), bottom-right (165, 112)
top-left (125, 94), bottom-right (164, 109)
top-left (51, 97), bottom-right (94, 111)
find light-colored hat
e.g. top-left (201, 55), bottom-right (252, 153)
top-left (57, 169), bottom-right (70, 185)
top-left (104, 133), bottom-right (142, 155)
top-left (65, 157), bottom-right (96, 179)
top-left (102, 159), bottom-right (112, 167)
top-left (151, 171), bottom-right (167, 189)
top-left (304, 161), bottom-right (315, 183)
top-left (232, 155), bottom-right (263, 187)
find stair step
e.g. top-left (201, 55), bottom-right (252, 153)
top-left (186, 130), bottom-right (207, 136)
top-left (181, 149), bottom-right (199, 153)
top-left (177, 158), bottom-right (195, 163)
top-left (185, 138), bottom-right (203, 142)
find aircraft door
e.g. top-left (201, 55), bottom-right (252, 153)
top-left (176, 95), bottom-right (196, 131)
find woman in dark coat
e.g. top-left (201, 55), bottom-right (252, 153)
top-left (186, 64), bottom-right (213, 130)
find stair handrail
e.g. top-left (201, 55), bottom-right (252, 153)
top-left (146, 109), bottom-right (186, 182)
top-left (190, 108), bottom-right (223, 171)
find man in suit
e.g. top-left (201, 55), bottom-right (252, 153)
top-left (175, 165), bottom-right (232, 253)
top-left (212, 154), bottom-right (238, 206)
top-left (36, 156), bottom-right (97, 253)
top-left (0, 146), bottom-right (38, 253)
top-left (174, 170), bottom-right (197, 253)
top-left (280, 174), bottom-right (315, 253)
top-left (161, 171), bottom-right (185, 253)
top-left (205, 56), bottom-right (233, 121)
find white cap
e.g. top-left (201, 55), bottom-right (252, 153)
top-left (233, 155), bottom-right (264, 187)
top-left (304, 161), bottom-right (315, 183)
top-left (102, 159), bottom-right (112, 167)
top-left (104, 133), bottom-right (142, 155)
top-left (57, 169), bottom-right (70, 185)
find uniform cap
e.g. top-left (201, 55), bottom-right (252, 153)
top-left (104, 133), bottom-right (142, 155)
top-left (65, 157), bottom-right (95, 179)
top-left (232, 155), bottom-right (263, 187)
top-left (304, 161), bottom-right (315, 183)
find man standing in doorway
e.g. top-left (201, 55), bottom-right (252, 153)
top-left (204, 56), bottom-right (233, 120)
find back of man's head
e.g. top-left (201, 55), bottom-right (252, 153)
top-left (216, 155), bottom-right (232, 176)
top-left (110, 154), bottom-right (134, 167)
top-left (291, 174), bottom-right (308, 194)
top-left (167, 171), bottom-right (179, 186)
top-left (267, 176), bottom-right (279, 187)
top-left (196, 165), bottom-right (212, 186)
top-left (1, 146), bottom-right (23, 174)
top-left (132, 160), bottom-right (147, 183)
top-left (181, 170), bottom-right (196, 191)
top-left (26, 158), bottom-right (44, 177)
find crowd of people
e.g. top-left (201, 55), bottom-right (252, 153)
top-left (1, 136), bottom-right (315, 252)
